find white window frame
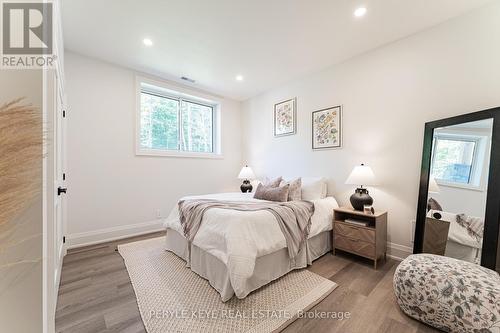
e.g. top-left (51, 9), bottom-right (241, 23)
top-left (135, 76), bottom-right (223, 159)
top-left (430, 133), bottom-right (487, 191)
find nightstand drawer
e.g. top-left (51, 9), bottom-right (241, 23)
top-left (334, 235), bottom-right (375, 259)
top-left (334, 222), bottom-right (375, 243)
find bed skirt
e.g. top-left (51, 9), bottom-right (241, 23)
top-left (165, 229), bottom-right (332, 301)
top-left (445, 240), bottom-right (482, 264)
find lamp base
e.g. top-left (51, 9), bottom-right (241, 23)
top-left (240, 180), bottom-right (253, 193)
top-left (350, 188), bottom-right (373, 211)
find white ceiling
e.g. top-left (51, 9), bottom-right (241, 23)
top-left (62, 0), bottom-right (494, 101)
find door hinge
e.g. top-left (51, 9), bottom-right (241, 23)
top-left (63, 110), bottom-right (66, 118)
top-left (63, 236), bottom-right (66, 244)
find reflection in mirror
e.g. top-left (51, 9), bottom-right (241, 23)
top-left (423, 118), bottom-right (493, 264)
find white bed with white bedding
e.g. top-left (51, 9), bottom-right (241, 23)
top-left (163, 191), bottom-right (338, 301)
top-left (428, 210), bottom-right (483, 264)
top-left (441, 211), bottom-right (483, 264)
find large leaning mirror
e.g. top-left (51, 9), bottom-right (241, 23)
top-left (414, 108), bottom-right (500, 271)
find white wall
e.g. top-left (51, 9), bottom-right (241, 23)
top-left (65, 52), bottom-right (242, 246)
top-left (241, 3), bottom-right (500, 258)
top-left (432, 186), bottom-right (487, 218)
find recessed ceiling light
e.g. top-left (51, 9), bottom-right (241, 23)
top-left (235, 75), bottom-right (244, 81)
top-left (143, 38), bottom-right (153, 46)
top-left (354, 7), bottom-right (367, 18)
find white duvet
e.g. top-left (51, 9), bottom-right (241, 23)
top-left (428, 210), bottom-right (483, 249)
top-left (163, 192), bottom-right (338, 297)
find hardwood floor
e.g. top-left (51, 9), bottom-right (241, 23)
top-left (55, 232), bottom-right (438, 333)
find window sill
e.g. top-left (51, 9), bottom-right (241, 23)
top-left (136, 149), bottom-right (224, 159)
top-left (437, 181), bottom-right (484, 192)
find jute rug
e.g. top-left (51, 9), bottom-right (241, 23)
top-left (118, 237), bottom-right (337, 333)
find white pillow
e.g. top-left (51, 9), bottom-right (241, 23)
top-left (301, 177), bottom-right (327, 200)
top-left (250, 179), bottom-right (262, 192)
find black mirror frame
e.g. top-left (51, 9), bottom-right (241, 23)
top-left (414, 107), bottom-right (500, 270)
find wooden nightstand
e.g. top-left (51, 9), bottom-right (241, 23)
top-left (333, 207), bottom-right (387, 269)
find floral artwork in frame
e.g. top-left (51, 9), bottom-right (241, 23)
top-left (274, 98), bottom-right (296, 137)
top-left (312, 105), bottom-right (342, 149)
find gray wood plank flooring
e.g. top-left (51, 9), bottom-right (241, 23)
top-left (55, 232), bottom-right (438, 333)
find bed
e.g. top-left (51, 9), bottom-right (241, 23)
top-left (427, 210), bottom-right (483, 264)
top-left (163, 191), bottom-right (338, 301)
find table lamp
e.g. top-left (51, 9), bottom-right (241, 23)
top-left (238, 166), bottom-right (256, 193)
top-left (345, 163), bottom-right (378, 211)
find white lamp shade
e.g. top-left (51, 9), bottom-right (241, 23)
top-left (238, 166), bottom-right (256, 180)
top-left (345, 164), bottom-right (377, 186)
top-left (428, 177), bottom-right (440, 194)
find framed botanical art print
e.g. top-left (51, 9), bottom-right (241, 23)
top-left (274, 98), bottom-right (296, 137)
top-left (312, 105), bottom-right (342, 149)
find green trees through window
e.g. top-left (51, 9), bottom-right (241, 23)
top-left (140, 92), bottom-right (214, 153)
top-left (431, 137), bottom-right (477, 185)
top-left (181, 100), bottom-right (213, 153)
top-left (140, 93), bottom-right (179, 150)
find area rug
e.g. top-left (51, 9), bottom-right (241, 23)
top-left (118, 237), bottom-right (337, 333)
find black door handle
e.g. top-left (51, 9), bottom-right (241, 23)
top-left (58, 187), bottom-right (67, 196)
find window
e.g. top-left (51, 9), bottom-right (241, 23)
top-left (137, 78), bottom-right (220, 157)
top-left (180, 101), bottom-right (213, 153)
top-left (140, 93), bottom-right (179, 151)
top-left (430, 134), bottom-right (485, 188)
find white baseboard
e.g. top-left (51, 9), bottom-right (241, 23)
top-left (386, 242), bottom-right (413, 261)
top-left (66, 221), bottom-right (413, 262)
top-left (66, 220), bottom-right (164, 249)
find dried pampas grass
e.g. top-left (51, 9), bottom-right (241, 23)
top-left (0, 98), bottom-right (42, 226)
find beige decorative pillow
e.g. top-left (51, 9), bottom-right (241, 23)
top-left (456, 214), bottom-right (484, 241)
top-left (253, 183), bottom-right (289, 202)
top-left (281, 178), bottom-right (302, 201)
top-left (264, 176), bottom-right (283, 188)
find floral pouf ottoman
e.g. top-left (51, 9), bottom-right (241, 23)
top-left (393, 254), bottom-right (500, 332)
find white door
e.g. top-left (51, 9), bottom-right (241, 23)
top-left (43, 67), bottom-right (66, 333)
top-left (53, 69), bottom-right (66, 288)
